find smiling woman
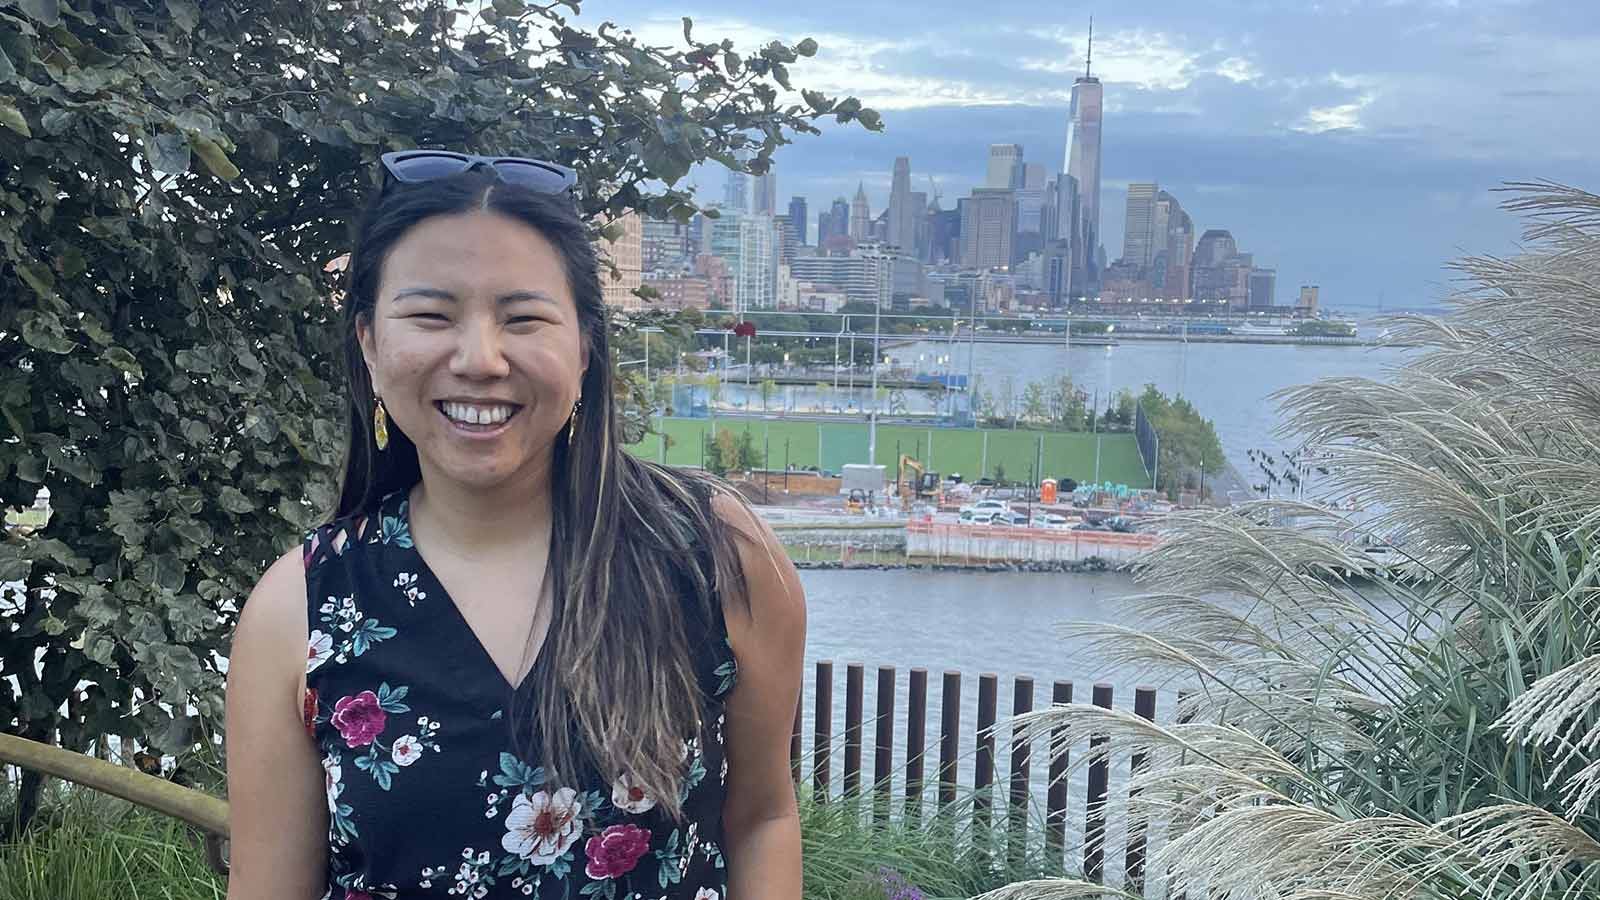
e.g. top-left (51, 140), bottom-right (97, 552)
top-left (224, 158), bottom-right (806, 900)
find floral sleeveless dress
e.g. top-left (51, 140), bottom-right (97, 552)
top-left (300, 488), bottom-right (739, 900)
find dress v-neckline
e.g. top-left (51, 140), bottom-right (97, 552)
top-left (390, 489), bottom-right (547, 696)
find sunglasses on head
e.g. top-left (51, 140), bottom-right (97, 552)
top-left (379, 150), bottom-right (578, 194)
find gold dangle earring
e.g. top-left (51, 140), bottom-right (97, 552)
top-left (567, 398), bottom-right (582, 447)
top-left (373, 396), bottom-right (390, 451)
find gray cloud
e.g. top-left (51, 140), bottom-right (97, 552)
top-left (573, 0), bottom-right (1598, 307)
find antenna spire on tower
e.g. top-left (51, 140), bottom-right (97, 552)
top-left (1085, 16), bottom-right (1094, 79)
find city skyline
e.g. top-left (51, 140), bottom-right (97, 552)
top-left (572, 0), bottom-right (1599, 309)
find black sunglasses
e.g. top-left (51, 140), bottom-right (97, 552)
top-left (379, 150), bottom-right (578, 194)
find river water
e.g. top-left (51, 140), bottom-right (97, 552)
top-left (799, 567), bottom-right (1159, 878)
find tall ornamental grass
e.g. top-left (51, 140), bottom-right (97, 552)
top-left (992, 181), bottom-right (1600, 900)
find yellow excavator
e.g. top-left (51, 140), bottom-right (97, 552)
top-left (898, 455), bottom-right (941, 508)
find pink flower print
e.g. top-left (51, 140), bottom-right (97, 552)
top-left (330, 691), bottom-right (386, 747)
top-left (583, 823), bottom-right (652, 879)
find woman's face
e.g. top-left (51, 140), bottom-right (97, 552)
top-left (357, 209), bottom-right (590, 493)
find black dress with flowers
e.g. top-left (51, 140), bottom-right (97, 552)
top-left (300, 488), bottom-right (738, 900)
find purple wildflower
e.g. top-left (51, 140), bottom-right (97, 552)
top-left (874, 865), bottom-right (925, 900)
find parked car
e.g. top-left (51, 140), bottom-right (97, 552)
top-left (1030, 512), bottom-right (1069, 528)
top-left (961, 499), bottom-right (1011, 516)
top-left (958, 509), bottom-right (998, 525)
top-left (992, 511), bottom-right (1030, 526)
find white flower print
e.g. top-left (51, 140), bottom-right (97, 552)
top-left (694, 889), bottom-right (720, 900)
top-left (611, 772), bottom-right (657, 814)
top-left (321, 755), bottom-right (343, 815)
top-left (307, 630), bottom-right (333, 674)
top-left (391, 734), bottom-right (423, 767)
top-left (393, 571), bottom-right (427, 606)
top-left (501, 788), bottom-right (582, 864)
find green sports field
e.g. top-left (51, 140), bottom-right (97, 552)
top-left (624, 417), bottom-right (1152, 489)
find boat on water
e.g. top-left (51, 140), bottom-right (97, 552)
top-left (1232, 322), bottom-right (1292, 336)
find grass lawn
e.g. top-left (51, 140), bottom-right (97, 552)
top-left (627, 417), bottom-right (1151, 489)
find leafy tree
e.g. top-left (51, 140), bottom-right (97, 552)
top-left (1020, 381), bottom-right (1049, 424)
top-left (734, 430), bottom-right (760, 472)
top-left (706, 429), bottom-right (746, 476)
top-left (0, 0), bottom-right (874, 831)
top-left (1137, 384), bottom-right (1224, 498)
top-left (1046, 375), bottom-right (1085, 431)
top-left (759, 378), bottom-right (777, 412)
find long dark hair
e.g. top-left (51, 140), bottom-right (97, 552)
top-left (334, 166), bottom-right (750, 818)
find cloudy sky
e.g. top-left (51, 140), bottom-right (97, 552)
top-left (574, 0), bottom-right (1598, 309)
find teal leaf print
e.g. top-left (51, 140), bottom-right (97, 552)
top-left (714, 639), bottom-right (737, 696)
top-left (354, 748), bottom-right (400, 791)
top-left (679, 752), bottom-right (707, 803)
top-left (576, 789), bottom-right (606, 818)
top-left (350, 619), bottom-right (398, 657)
top-left (579, 879), bottom-right (617, 899)
top-left (382, 503), bottom-right (415, 548)
top-left (492, 751), bottom-right (546, 790)
top-left (655, 828), bottom-right (684, 889)
top-left (549, 851), bottom-right (572, 880)
top-left (375, 682), bottom-right (410, 713)
top-left (496, 854), bottom-right (532, 878)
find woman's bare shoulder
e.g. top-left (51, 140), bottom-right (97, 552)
top-left (708, 491), bottom-right (805, 623)
top-left (231, 546), bottom-right (309, 678)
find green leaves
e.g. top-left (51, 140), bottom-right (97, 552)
top-left (148, 131), bottom-right (191, 176)
top-left (0, 98), bottom-right (31, 137)
top-left (796, 37), bottom-right (818, 57)
top-left (18, 0), bottom-right (61, 28)
top-left (20, 310), bottom-right (74, 354)
top-left (189, 134), bottom-right (240, 181)
top-left (0, 0), bottom-right (877, 788)
top-left (165, 0), bottom-right (200, 33)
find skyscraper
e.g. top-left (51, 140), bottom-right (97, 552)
top-left (1121, 183), bottom-right (1159, 269)
top-left (752, 171), bottom-right (778, 216)
top-left (850, 183), bottom-right (871, 241)
top-left (960, 188), bottom-right (1016, 269)
top-left (1192, 229), bottom-right (1251, 307)
top-left (828, 197), bottom-right (850, 239)
top-left (599, 211), bottom-right (643, 309)
top-left (1154, 190), bottom-right (1194, 300)
top-left (1063, 21), bottom-right (1103, 293)
top-left (1249, 268), bottom-right (1276, 308)
top-left (723, 169), bottom-right (749, 213)
top-left (888, 156), bottom-right (918, 255)
top-left (1298, 285), bottom-right (1320, 315)
top-left (708, 209), bottom-right (777, 312)
top-left (987, 144), bottom-right (1024, 190)
top-left (787, 196), bottom-right (809, 244)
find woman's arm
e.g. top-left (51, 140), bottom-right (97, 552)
top-left (225, 548), bottom-right (329, 900)
top-left (714, 493), bottom-right (808, 900)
